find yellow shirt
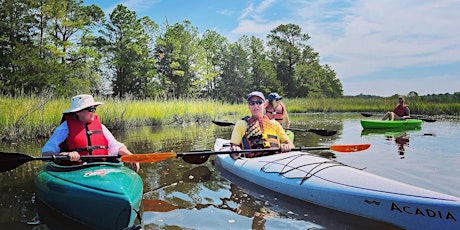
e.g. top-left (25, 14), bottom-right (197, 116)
top-left (230, 118), bottom-right (289, 146)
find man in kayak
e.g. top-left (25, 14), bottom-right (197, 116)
top-left (229, 91), bottom-right (295, 159)
top-left (381, 96), bottom-right (411, 121)
top-left (265, 92), bottom-right (290, 129)
top-left (41, 94), bottom-right (140, 172)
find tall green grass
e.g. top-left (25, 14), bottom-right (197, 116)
top-left (1, 95), bottom-right (458, 141)
top-left (285, 97), bottom-right (460, 115)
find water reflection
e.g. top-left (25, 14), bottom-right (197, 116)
top-left (394, 133), bottom-right (410, 158)
top-left (1, 114), bottom-right (458, 229)
top-left (361, 128), bottom-right (419, 158)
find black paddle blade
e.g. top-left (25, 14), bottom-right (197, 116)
top-left (0, 152), bottom-right (34, 173)
top-left (419, 118), bottom-right (436, 122)
top-left (211, 121), bottom-right (235, 126)
top-left (182, 154), bottom-right (210, 164)
top-left (309, 129), bottom-right (337, 136)
top-left (361, 113), bottom-right (374, 117)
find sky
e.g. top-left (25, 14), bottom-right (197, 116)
top-left (83, 0), bottom-right (459, 97)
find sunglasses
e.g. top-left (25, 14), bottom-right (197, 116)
top-left (84, 107), bottom-right (97, 112)
top-left (248, 100), bottom-right (264, 105)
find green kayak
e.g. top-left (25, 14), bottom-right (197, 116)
top-left (360, 119), bottom-right (422, 129)
top-left (286, 129), bottom-right (294, 142)
top-left (35, 161), bottom-right (143, 230)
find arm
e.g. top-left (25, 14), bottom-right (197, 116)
top-left (41, 122), bottom-right (81, 161)
top-left (402, 106), bottom-right (411, 119)
top-left (229, 121), bottom-right (247, 158)
top-left (282, 103), bottom-right (290, 129)
top-left (102, 124), bottom-right (140, 172)
top-left (274, 121), bottom-right (295, 152)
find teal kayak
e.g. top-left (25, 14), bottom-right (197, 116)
top-left (214, 138), bottom-right (460, 230)
top-left (35, 161), bottom-right (143, 230)
top-left (360, 119), bottom-right (422, 129)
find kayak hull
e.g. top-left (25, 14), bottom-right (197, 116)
top-left (35, 162), bottom-right (143, 230)
top-left (360, 119), bottom-right (422, 129)
top-left (214, 138), bottom-right (460, 230)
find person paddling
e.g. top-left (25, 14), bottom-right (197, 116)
top-left (41, 94), bottom-right (140, 172)
top-left (229, 91), bottom-right (294, 159)
top-left (382, 96), bottom-right (410, 121)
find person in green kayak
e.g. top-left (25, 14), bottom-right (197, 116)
top-left (265, 92), bottom-right (290, 129)
top-left (381, 96), bottom-right (411, 121)
top-left (41, 94), bottom-right (140, 172)
top-left (229, 91), bottom-right (295, 159)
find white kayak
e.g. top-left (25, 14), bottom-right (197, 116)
top-left (213, 138), bottom-right (460, 230)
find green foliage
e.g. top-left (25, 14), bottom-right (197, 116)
top-left (0, 0), bottom-right (347, 101)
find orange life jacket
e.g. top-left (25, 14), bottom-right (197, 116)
top-left (266, 102), bottom-right (284, 123)
top-left (241, 116), bottom-right (280, 158)
top-left (393, 104), bottom-right (409, 117)
top-left (61, 114), bottom-right (109, 156)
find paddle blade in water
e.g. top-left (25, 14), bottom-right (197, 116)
top-left (330, 144), bottom-right (371, 152)
top-left (121, 153), bottom-right (177, 163)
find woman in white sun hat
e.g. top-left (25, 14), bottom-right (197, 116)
top-left (41, 94), bottom-right (139, 172)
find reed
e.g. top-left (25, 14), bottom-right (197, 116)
top-left (0, 95), bottom-right (458, 141)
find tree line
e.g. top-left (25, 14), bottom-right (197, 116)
top-left (0, 0), bottom-right (343, 102)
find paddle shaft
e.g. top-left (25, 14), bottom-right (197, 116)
top-left (211, 121), bottom-right (337, 136)
top-left (177, 146), bottom-right (330, 157)
top-left (121, 143), bottom-right (371, 164)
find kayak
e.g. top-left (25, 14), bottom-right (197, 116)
top-left (286, 129), bottom-right (294, 142)
top-left (360, 119), bottom-right (422, 129)
top-left (213, 138), bottom-right (460, 230)
top-left (35, 161), bottom-right (143, 230)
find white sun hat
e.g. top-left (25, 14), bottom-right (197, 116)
top-left (63, 94), bottom-right (104, 113)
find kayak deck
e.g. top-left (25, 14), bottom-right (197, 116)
top-left (35, 162), bottom-right (143, 230)
top-left (213, 138), bottom-right (460, 230)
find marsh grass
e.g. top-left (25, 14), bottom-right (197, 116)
top-left (285, 97), bottom-right (460, 115)
top-left (1, 95), bottom-right (458, 141)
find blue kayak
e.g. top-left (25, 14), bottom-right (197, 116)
top-left (35, 161), bottom-right (143, 230)
top-left (213, 138), bottom-right (460, 230)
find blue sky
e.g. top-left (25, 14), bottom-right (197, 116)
top-left (84, 0), bottom-right (459, 97)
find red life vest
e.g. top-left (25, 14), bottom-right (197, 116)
top-left (393, 104), bottom-right (409, 117)
top-left (266, 102), bottom-right (284, 123)
top-left (61, 114), bottom-right (109, 156)
top-left (241, 116), bottom-right (280, 158)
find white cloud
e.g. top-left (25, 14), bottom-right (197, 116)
top-left (295, 0), bottom-right (460, 79)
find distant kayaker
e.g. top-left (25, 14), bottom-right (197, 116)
top-left (381, 96), bottom-right (410, 121)
top-left (265, 92), bottom-right (290, 129)
top-left (229, 91), bottom-right (295, 159)
top-left (41, 94), bottom-right (140, 172)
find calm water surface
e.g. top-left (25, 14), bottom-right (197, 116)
top-left (0, 113), bottom-right (459, 229)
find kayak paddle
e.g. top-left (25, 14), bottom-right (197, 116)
top-left (1, 143), bottom-right (371, 171)
top-left (360, 113), bottom-right (436, 122)
top-left (120, 143), bottom-right (371, 164)
top-left (0, 152), bottom-right (120, 173)
top-left (211, 120), bottom-right (338, 136)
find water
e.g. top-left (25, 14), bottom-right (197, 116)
top-left (0, 113), bottom-right (459, 229)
